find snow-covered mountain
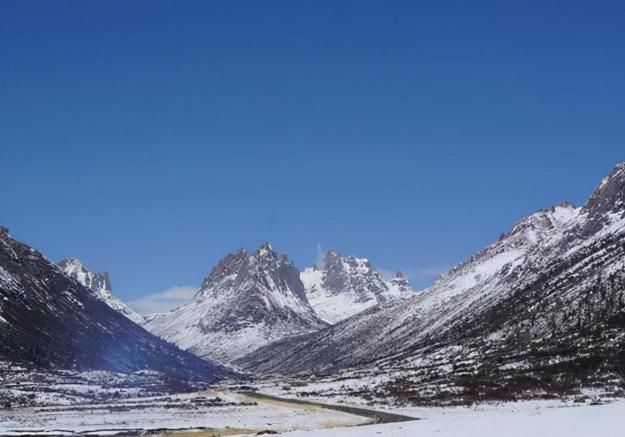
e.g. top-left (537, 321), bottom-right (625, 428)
top-left (301, 251), bottom-right (412, 323)
top-left (386, 271), bottom-right (413, 296)
top-left (0, 227), bottom-right (231, 382)
top-left (144, 243), bottom-right (327, 364)
top-left (237, 162), bottom-right (625, 402)
top-left (58, 258), bottom-right (143, 324)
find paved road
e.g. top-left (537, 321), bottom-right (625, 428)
top-left (239, 391), bottom-right (418, 424)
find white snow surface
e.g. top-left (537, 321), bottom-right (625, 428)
top-left (0, 390), bottom-right (369, 435)
top-left (301, 252), bottom-right (412, 324)
top-left (280, 399), bottom-right (624, 437)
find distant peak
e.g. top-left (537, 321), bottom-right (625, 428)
top-left (58, 257), bottom-right (83, 269)
top-left (255, 242), bottom-right (278, 260)
top-left (58, 258), bottom-right (112, 293)
top-left (394, 271), bottom-right (405, 279)
top-left (583, 161), bottom-right (625, 216)
top-left (554, 201), bottom-right (575, 209)
top-left (259, 241), bottom-right (273, 252)
top-left (324, 250), bottom-right (341, 262)
top-left (320, 250), bottom-right (343, 269)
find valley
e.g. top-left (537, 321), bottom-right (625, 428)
top-left (1, 369), bottom-right (622, 436)
top-left (2, 162), bottom-right (625, 435)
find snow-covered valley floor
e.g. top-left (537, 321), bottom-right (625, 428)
top-left (0, 389), bottom-right (370, 436)
top-left (1, 367), bottom-right (622, 436)
top-left (282, 398), bottom-right (625, 437)
top-left (1, 386), bottom-right (623, 436)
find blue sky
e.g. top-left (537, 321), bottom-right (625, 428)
top-left (1, 1), bottom-right (624, 312)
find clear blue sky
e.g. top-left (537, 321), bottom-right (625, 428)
top-left (1, 1), bottom-right (624, 309)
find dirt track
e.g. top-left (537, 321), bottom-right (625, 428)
top-left (239, 391), bottom-right (418, 424)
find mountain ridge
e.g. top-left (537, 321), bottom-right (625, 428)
top-left (144, 243), bottom-right (327, 363)
top-left (58, 258), bottom-right (144, 324)
top-left (235, 162), bottom-right (625, 402)
top-left (0, 227), bottom-right (231, 382)
top-left (301, 251), bottom-right (412, 323)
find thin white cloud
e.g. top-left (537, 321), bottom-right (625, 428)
top-left (410, 267), bottom-right (450, 278)
top-left (314, 243), bottom-right (326, 268)
top-left (127, 285), bottom-right (197, 315)
top-left (378, 266), bottom-right (450, 289)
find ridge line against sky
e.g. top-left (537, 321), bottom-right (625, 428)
top-left (1, 1), bottom-right (624, 303)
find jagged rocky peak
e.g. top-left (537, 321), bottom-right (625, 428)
top-left (584, 161), bottom-right (625, 217)
top-left (57, 258), bottom-right (143, 324)
top-left (506, 202), bottom-right (580, 239)
top-left (257, 241), bottom-right (274, 256)
top-left (388, 271), bottom-right (412, 294)
top-left (198, 248), bottom-right (248, 293)
top-left (143, 242), bottom-right (326, 363)
top-left (198, 242), bottom-right (307, 302)
top-left (301, 250), bottom-right (409, 324)
top-left (317, 250), bottom-right (383, 295)
top-left (58, 258), bottom-right (112, 294)
top-left (319, 250), bottom-right (356, 293)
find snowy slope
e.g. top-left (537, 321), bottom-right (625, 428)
top-left (278, 399), bottom-right (624, 437)
top-left (301, 251), bottom-right (412, 323)
top-left (0, 227), bottom-right (231, 381)
top-left (58, 258), bottom-right (144, 324)
top-left (144, 243), bottom-right (327, 363)
top-left (238, 162), bottom-right (625, 401)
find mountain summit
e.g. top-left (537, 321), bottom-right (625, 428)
top-left (301, 251), bottom-right (411, 323)
top-left (144, 243), bottom-right (327, 363)
top-left (58, 258), bottom-right (143, 324)
top-left (238, 162), bottom-right (625, 402)
top-left (0, 227), bottom-right (229, 381)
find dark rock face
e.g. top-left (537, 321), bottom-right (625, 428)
top-left (199, 243), bottom-right (309, 305)
top-left (584, 162), bottom-right (625, 217)
top-left (237, 162), bottom-right (625, 402)
top-left (199, 249), bottom-right (248, 293)
top-left (323, 251), bottom-right (388, 302)
top-left (0, 230), bottom-right (231, 382)
top-left (320, 251), bottom-right (352, 294)
top-left (318, 251), bottom-right (393, 302)
top-left (581, 163), bottom-right (625, 236)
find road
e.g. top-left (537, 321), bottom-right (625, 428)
top-left (239, 391), bottom-right (418, 424)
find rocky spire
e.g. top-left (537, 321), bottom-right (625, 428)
top-left (57, 258), bottom-right (143, 324)
top-left (58, 258), bottom-right (112, 294)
